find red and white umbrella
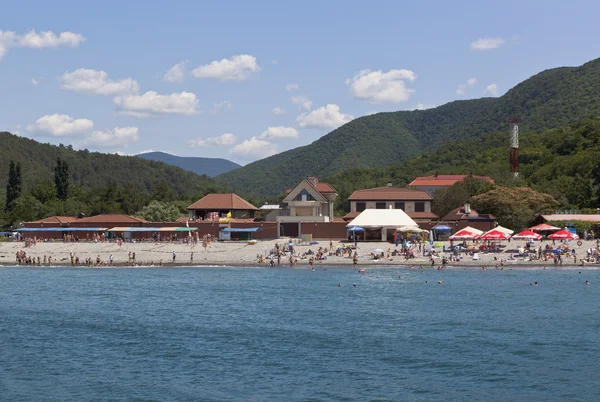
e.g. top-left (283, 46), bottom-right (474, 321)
top-left (512, 230), bottom-right (542, 240)
top-left (529, 223), bottom-right (561, 232)
top-left (479, 228), bottom-right (511, 240)
top-left (449, 226), bottom-right (483, 240)
top-left (547, 229), bottom-right (578, 240)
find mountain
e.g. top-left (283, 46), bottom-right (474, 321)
top-left (323, 117), bottom-right (600, 214)
top-left (136, 151), bottom-right (241, 177)
top-left (0, 132), bottom-right (228, 197)
top-left (217, 58), bottom-right (600, 196)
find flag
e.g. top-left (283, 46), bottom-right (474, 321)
top-left (226, 211), bottom-right (232, 218)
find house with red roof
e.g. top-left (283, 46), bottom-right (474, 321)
top-left (187, 193), bottom-right (258, 221)
top-left (409, 173), bottom-right (494, 196)
top-left (343, 183), bottom-right (437, 224)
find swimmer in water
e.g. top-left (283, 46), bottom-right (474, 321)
top-left (338, 283), bottom-right (342, 287)
top-left (586, 280), bottom-right (590, 285)
top-left (535, 281), bottom-right (538, 286)
top-left (425, 280), bottom-right (428, 284)
top-left (353, 283), bottom-right (358, 288)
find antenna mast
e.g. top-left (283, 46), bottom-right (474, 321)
top-left (509, 117), bottom-right (520, 178)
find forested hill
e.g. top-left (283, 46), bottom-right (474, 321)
top-left (0, 132), bottom-right (228, 197)
top-left (217, 57), bottom-right (600, 196)
top-left (136, 151), bottom-right (240, 177)
top-left (324, 118), bottom-right (600, 214)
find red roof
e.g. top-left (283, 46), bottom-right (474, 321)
top-left (314, 182), bottom-right (337, 193)
top-left (32, 216), bottom-right (79, 224)
top-left (77, 214), bottom-right (148, 224)
top-left (348, 186), bottom-right (431, 201)
top-left (529, 223), bottom-right (561, 231)
top-left (409, 175), bottom-right (495, 187)
top-left (541, 214), bottom-right (600, 223)
top-left (187, 193), bottom-right (258, 211)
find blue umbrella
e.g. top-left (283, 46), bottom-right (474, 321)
top-left (433, 225), bottom-right (452, 231)
top-left (348, 226), bottom-right (364, 232)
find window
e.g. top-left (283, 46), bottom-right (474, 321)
top-left (356, 202), bottom-right (366, 212)
top-left (394, 202), bottom-right (405, 210)
top-left (415, 202), bottom-right (425, 212)
top-left (295, 189), bottom-right (315, 201)
top-left (376, 202), bottom-right (386, 209)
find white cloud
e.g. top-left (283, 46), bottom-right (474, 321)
top-left (470, 37), bottom-right (504, 50)
top-left (290, 95), bottom-right (312, 111)
top-left (60, 68), bottom-right (139, 96)
top-left (210, 100), bottom-right (232, 115)
top-left (346, 69), bottom-right (416, 104)
top-left (285, 83), bottom-right (299, 91)
top-left (415, 103), bottom-right (436, 110)
top-left (456, 77), bottom-right (477, 95)
top-left (192, 54), bottom-right (260, 81)
top-left (31, 77), bottom-right (40, 86)
top-left (272, 107), bottom-right (286, 115)
top-left (230, 137), bottom-right (277, 159)
top-left (484, 83), bottom-right (499, 96)
top-left (258, 126), bottom-right (299, 140)
top-left (113, 91), bottom-right (199, 117)
top-left (27, 113), bottom-right (93, 136)
top-left (296, 104), bottom-right (354, 130)
top-left (0, 30), bottom-right (85, 61)
top-left (82, 127), bottom-right (139, 148)
top-left (188, 133), bottom-right (238, 147)
top-left (164, 61), bottom-right (187, 83)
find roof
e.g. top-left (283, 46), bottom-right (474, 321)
top-left (346, 209), bottom-right (417, 228)
top-left (32, 216), bottom-right (79, 224)
top-left (107, 227), bottom-right (196, 232)
top-left (259, 204), bottom-right (281, 210)
top-left (348, 186), bottom-right (432, 201)
top-left (343, 210), bottom-right (437, 221)
top-left (409, 175), bottom-right (495, 187)
top-left (541, 214), bottom-right (600, 223)
top-left (77, 214), bottom-right (148, 224)
top-left (314, 182), bottom-right (337, 194)
top-left (187, 193), bottom-right (258, 211)
top-left (17, 227), bottom-right (105, 232)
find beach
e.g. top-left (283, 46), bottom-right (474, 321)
top-left (1, 238), bottom-right (598, 268)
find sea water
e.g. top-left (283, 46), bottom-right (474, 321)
top-left (0, 266), bottom-right (598, 401)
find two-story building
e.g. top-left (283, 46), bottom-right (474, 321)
top-left (343, 183), bottom-right (437, 224)
top-left (276, 176), bottom-right (338, 237)
top-left (187, 193), bottom-right (258, 221)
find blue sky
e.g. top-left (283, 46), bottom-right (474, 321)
top-left (1, 0), bottom-right (599, 165)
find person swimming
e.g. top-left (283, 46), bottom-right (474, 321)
top-left (338, 283), bottom-right (342, 287)
top-left (586, 280), bottom-right (590, 285)
top-left (353, 283), bottom-right (358, 288)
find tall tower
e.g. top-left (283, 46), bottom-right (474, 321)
top-left (509, 117), bottom-right (520, 178)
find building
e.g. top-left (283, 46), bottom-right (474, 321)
top-left (343, 184), bottom-right (437, 224)
top-left (187, 193), bottom-right (258, 221)
top-left (442, 204), bottom-right (496, 232)
top-left (276, 176), bottom-right (338, 237)
top-left (409, 173), bottom-right (494, 196)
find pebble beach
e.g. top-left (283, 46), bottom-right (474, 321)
top-left (1, 238), bottom-right (599, 268)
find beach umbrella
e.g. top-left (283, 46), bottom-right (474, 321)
top-left (396, 225), bottom-right (428, 233)
top-left (547, 229), bottom-right (578, 240)
top-left (512, 230), bottom-right (542, 240)
top-left (479, 228), bottom-right (511, 240)
top-left (529, 223), bottom-right (561, 232)
top-left (347, 226), bottom-right (365, 232)
top-left (494, 225), bottom-right (515, 235)
top-left (449, 226), bottom-right (483, 240)
top-left (372, 248), bottom-right (384, 254)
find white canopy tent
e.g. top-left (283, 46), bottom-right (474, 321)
top-left (347, 209), bottom-right (418, 241)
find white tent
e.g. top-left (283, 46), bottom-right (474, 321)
top-left (347, 209), bottom-right (417, 228)
top-left (347, 209), bottom-right (418, 241)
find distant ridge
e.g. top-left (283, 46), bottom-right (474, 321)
top-left (217, 57), bottom-right (600, 196)
top-left (136, 152), bottom-right (241, 177)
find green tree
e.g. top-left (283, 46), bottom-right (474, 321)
top-left (54, 157), bottom-right (70, 200)
top-left (150, 182), bottom-right (175, 202)
top-left (30, 180), bottom-right (57, 204)
top-left (5, 161), bottom-right (23, 212)
top-left (9, 195), bottom-right (50, 224)
top-left (432, 177), bottom-right (495, 218)
top-left (135, 200), bottom-right (181, 222)
top-left (471, 187), bottom-right (559, 230)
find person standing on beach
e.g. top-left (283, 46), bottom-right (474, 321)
top-left (109, 254), bottom-right (113, 265)
top-left (190, 252), bottom-right (194, 262)
top-left (172, 251), bottom-right (176, 262)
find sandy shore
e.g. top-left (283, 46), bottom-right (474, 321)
top-left (1, 238), bottom-right (599, 268)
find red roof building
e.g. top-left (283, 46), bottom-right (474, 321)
top-left (409, 174), bottom-right (494, 195)
top-left (187, 193), bottom-right (258, 221)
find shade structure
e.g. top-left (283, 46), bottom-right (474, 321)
top-left (547, 229), bottom-right (578, 240)
top-left (433, 225), bottom-right (452, 231)
top-left (107, 227), bottom-right (196, 232)
top-left (396, 225), bottom-right (428, 233)
top-left (529, 223), bottom-right (561, 232)
top-left (17, 227), bottom-right (105, 232)
top-left (494, 226), bottom-right (515, 235)
top-left (449, 226), bottom-right (483, 240)
top-left (347, 209), bottom-right (417, 229)
top-left (347, 226), bottom-right (365, 232)
top-left (479, 228), bottom-right (511, 240)
top-left (512, 230), bottom-right (542, 240)
top-left (220, 227), bottom-right (262, 233)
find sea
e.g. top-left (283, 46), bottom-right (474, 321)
top-left (0, 266), bottom-right (598, 401)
